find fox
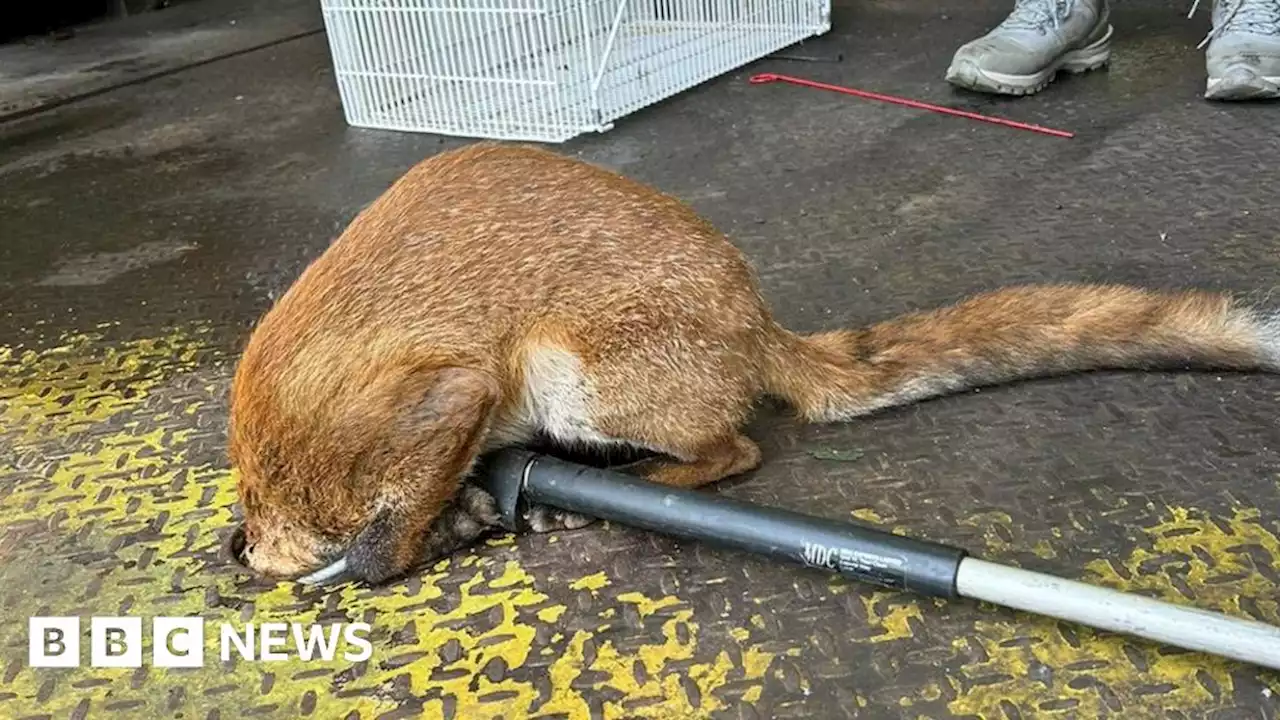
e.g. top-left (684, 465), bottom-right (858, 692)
top-left (224, 141), bottom-right (1280, 586)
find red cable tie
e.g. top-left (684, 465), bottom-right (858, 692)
top-left (749, 73), bottom-right (1075, 139)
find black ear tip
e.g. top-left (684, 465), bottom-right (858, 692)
top-left (223, 524), bottom-right (249, 566)
top-left (345, 508), bottom-right (406, 586)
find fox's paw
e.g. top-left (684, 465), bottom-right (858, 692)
top-left (524, 503), bottom-right (596, 533)
top-left (413, 485), bottom-right (504, 565)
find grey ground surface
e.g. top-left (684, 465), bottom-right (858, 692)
top-left (1, 0), bottom-right (1278, 718)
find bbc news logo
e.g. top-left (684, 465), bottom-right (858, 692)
top-left (29, 617), bottom-right (373, 668)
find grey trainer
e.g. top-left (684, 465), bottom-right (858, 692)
top-left (1201, 0), bottom-right (1280, 100)
top-left (945, 0), bottom-right (1114, 95)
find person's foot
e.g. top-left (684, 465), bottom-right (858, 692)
top-left (1203, 0), bottom-right (1280, 100)
top-left (945, 0), bottom-right (1113, 95)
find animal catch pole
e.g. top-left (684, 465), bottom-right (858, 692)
top-left (477, 449), bottom-right (1280, 672)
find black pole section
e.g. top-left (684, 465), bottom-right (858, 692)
top-left (477, 449), bottom-right (968, 599)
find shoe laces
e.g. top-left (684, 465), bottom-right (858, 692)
top-left (1190, 0), bottom-right (1280, 49)
top-left (999, 0), bottom-right (1077, 32)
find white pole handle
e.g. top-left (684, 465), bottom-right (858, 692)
top-left (956, 557), bottom-right (1280, 670)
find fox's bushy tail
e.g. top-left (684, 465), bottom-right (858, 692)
top-left (763, 284), bottom-right (1280, 422)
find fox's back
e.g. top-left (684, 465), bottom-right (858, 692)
top-left (231, 143), bottom-right (777, 427)
top-left (279, 144), bottom-right (761, 342)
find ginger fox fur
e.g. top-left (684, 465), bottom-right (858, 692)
top-left (226, 142), bottom-right (1280, 585)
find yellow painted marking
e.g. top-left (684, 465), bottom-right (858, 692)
top-left (849, 505), bottom-right (916, 537)
top-left (0, 325), bottom-right (215, 440)
top-left (0, 328), bottom-right (787, 718)
top-left (1030, 539), bottom-right (1058, 559)
top-left (1085, 506), bottom-right (1280, 622)
top-left (945, 505), bottom-right (1280, 718)
top-left (538, 606), bottom-right (566, 623)
top-left (860, 591), bottom-right (923, 643)
top-left (960, 510), bottom-right (1016, 553)
top-left (820, 505), bottom-right (1280, 714)
top-left (741, 645), bottom-right (774, 677)
top-left (618, 592), bottom-right (682, 618)
top-left (963, 511), bottom-right (1058, 559)
top-left (569, 571), bottom-right (611, 593)
top-left (851, 507), bottom-right (886, 523)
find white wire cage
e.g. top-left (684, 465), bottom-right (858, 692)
top-left (319, 0), bottom-right (831, 142)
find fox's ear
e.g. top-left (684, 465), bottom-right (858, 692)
top-left (345, 367), bottom-right (500, 585)
top-left (345, 506), bottom-right (405, 585)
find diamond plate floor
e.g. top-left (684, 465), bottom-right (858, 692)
top-left (1, 0), bottom-right (1279, 718)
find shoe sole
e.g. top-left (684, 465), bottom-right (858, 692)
top-left (944, 25), bottom-right (1114, 96)
top-left (1205, 64), bottom-right (1280, 100)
